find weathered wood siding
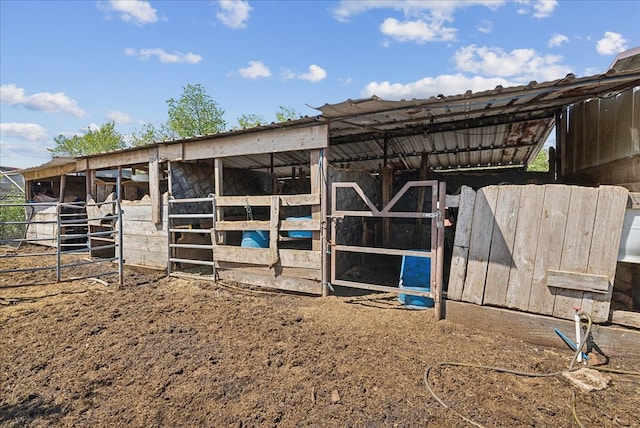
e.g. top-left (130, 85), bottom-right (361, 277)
top-left (119, 195), bottom-right (168, 269)
top-left (448, 184), bottom-right (628, 322)
top-left (562, 86), bottom-right (640, 190)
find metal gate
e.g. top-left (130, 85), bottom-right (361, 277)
top-left (0, 197), bottom-right (123, 286)
top-left (167, 195), bottom-right (216, 279)
top-left (330, 180), bottom-right (446, 319)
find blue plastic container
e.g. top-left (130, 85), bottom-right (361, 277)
top-left (241, 230), bottom-right (269, 248)
top-left (286, 216), bottom-right (313, 238)
top-left (398, 253), bottom-right (434, 309)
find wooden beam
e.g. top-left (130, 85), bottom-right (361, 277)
top-left (444, 300), bottom-right (640, 357)
top-left (183, 124), bottom-right (329, 160)
top-left (547, 270), bottom-right (609, 293)
top-left (382, 166), bottom-right (393, 246)
top-left (447, 186), bottom-right (476, 301)
top-left (216, 269), bottom-right (322, 295)
top-left (216, 193), bottom-right (319, 207)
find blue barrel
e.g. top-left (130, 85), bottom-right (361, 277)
top-left (398, 253), bottom-right (434, 309)
top-left (286, 216), bottom-right (313, 238)
top-left (241, 230), bottom-right (269, 248)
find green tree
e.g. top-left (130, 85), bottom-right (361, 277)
top-left (275, 105), bottom-right (299, 122)
top-left (235, 113), bottom-right (266, 130)
top-left (527, 148), bottom-right (549, 172)
top-left (129, 122), bottom-right (176, 147)
top-left (166, 83), bottom-right (226, 138)
top-left (48, 121), bottom-right (125, 157)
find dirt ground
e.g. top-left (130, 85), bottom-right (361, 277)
top-left (1, 245), bottom-right (639, 427)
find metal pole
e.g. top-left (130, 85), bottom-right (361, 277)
top-left (167, 196), bottom-right (174, 277)
top-left (210, 193), bottom-right (217, 279)
top-left (434, 181), bottom-right (446, 321)
top-left (56, 203), bottom-right (62, 282)
top-left (117, 166), bottom-right (124, 286)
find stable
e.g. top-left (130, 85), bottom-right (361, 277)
top-left (17, 64), bottom-right (640, 351)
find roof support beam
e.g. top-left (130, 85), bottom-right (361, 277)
top-left (330, 109), bottom-right (557, 145)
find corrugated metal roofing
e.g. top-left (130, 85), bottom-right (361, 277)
top-left (20, 68), bottom-right (640, 178)
top-left (315, 69), bottom-right (640, 172)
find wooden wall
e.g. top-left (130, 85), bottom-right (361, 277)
top-left (562, 86), bottom-right (639, 190)
top-left (448, 184), bottom-right (629, 323)
top-left (119, 194), bottom-right (168, 269)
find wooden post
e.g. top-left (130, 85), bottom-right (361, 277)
top-left (59, 174), bottom-right (67, 203)
top-left (413, 153), bottom-right (428, 248)
top-left (213, 158), bottom-right (225, 244)
top-left (435, 181), bottom-right (446, 321)
top-left (310, 150), bottom-right (322, 252)
top-left (548, 146), bottom-right (556, 181)
top-left (85, 169), bottom-right (92, 197)
top-left (90, 170), bottom-right (97, 198)
top-left (149, 149), bottom-right (161, 225)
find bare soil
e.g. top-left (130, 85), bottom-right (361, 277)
top-left (1, 245), bottom-right (639, 427)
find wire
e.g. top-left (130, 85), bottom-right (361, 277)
top-left (423, 310), bottom-right (640, 427)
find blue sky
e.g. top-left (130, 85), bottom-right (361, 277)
top-left (1, 0), bottom-right (639, 169)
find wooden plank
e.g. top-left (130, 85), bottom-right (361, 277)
top-left (483, 185), bottom-right (520, 306)
top-left (610, 310), bottom-right (640, 329)
top-left (215, 193), bottom-right (319, 207)
top-left (547, 270), bottom-right (609, 293)
top-left (528, 185), bottom-right (571, 315)
top-left (582, 185), bottom-right (629, 321)
top-left (552, 186), bottom-right (598, 320)
top-left (447, 186), bottom-right (476, 301)
top-left (183, 124), bottom-right (329, 160)
top-left (445, 193), bottom-right (461, 208)
top-left (216, 269), bottom-right (322, 295)
top-left (444, 300), bottom-right (640, 357)
top-left (334, 245), bottom-right (433, 258)
top-left (123, 248), bottom-right (167, 269)
top-left (505, 185), bottom-right (545, 310)
top-left (462, 186), bottom-right (499, 304)
top-left (212, 245), bottom-right (322, 269)
top-left (216, 261), bottom-right (321, 281)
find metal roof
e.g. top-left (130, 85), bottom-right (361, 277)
top-left (314, 68), bottom-right (640, 172)
top-left (20, 68), bottom-right (640, 179)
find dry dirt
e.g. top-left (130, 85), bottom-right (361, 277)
top-left (1, 245), bottom-right (639, 428)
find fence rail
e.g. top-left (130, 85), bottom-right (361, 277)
top-left (0, 197), bottom-right (124, 286)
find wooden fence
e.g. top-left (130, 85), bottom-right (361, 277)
top-left (448, 184), bottom-right (628, 322)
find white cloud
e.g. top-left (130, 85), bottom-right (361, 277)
top-left (237, 61), bottom-right (272, 79)
top-left (453, 45), bottom-right (572, 81)
top-left (331, 1), bottom-right (505, 23)
top-left (0, 84), bottom-right (86, 117)
top-left (106, 110), bottom-right (134, 124)
top-left (332, 1), bottom-right (505, 43)
top-left (102, 0), bottom-right (158, 25)
top-left (124, 48), bottom-right (202, 64)
top-left (477, 20), bottom-right (492, 34)
top-left (362, 74), bottom-right (515, 100)
top-left (548, 33), bottom-right (568, 47)
top-left (216, 0), bottom-right (252, 29)
top-left (380, 17), bottom-right (456, 43)
top-left (283, 65), bottom-right (327, 83)
top-left (0, 123), bottom-right (48, 141)
top-left (596, 31), bottom-right (628, 55)
top-left (515, 0), bottom-right (557, 18)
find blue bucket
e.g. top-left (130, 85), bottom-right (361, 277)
top-left (286, 216), bottom-right (313, 238)
top-left (398, 253), bottom-right (434, 309)
top-left (241, 230), bottom-right (269, 248)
